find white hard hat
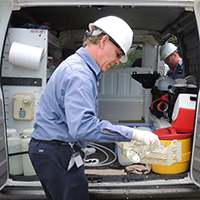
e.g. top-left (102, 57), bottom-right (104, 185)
top-left (89, 15), bottom-right (133, 63)
top-left (160, 43), bottom-right (177, 61)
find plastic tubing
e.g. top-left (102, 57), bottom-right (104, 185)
top-left (85, 143), bottom-right (117, 167)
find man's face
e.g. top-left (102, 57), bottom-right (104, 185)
top-left (164, 53), bottom-right (175, 69)
top-left (98, 37), bottom-right (123, 73)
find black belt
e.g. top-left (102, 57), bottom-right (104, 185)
top-left (31, 137), bottom-right (69, 145)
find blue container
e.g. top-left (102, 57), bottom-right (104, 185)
top-left (116, 123), bottom-right (155, 132)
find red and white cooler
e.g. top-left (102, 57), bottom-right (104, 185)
top-left (171, 93), bottom-right (197, 133)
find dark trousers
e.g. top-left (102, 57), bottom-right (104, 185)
top-left (29, 139), bottom-right (89, 200)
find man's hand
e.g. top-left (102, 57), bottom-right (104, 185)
top-left (132, 128), bottom-right (160, 152)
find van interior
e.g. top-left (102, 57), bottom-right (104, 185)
top-left (1, 2), bottom-right (200, 199)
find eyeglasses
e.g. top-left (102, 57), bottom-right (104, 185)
top-left (116, 51), bottom-right (124, 59)
top-left (109, 36), bottom-right (125, 59)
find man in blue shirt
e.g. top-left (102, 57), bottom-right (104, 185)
top-left (29, 16), bottom-right (160, 200)
top-left (160, 43), bottom-right (184, 79)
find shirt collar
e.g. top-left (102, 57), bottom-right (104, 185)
top-left (76, 47), bottom-right (101, 81)
top-left (178, 59), bottom-right (183, 67)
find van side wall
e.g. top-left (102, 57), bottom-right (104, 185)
top-left (172, 12), bottom-right (200, 78)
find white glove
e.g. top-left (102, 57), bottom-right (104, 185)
top-left (132, 128), bottom-right (160, 152)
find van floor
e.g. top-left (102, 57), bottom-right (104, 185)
top-left (86, 169), bottom-right (189, 183)
top-left (9, 165), bottom-right (189, 184)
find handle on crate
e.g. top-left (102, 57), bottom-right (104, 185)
top-left (170, 139), bottom-right (178, 145)
top-left (170, 139), bottom-right (182, 163)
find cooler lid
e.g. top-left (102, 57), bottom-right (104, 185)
top-left (153, 127), bottom-right (192, 140)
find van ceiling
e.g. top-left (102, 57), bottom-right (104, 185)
top-left (11, 6), bottom-right (185, 35)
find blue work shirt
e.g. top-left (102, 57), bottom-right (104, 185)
top-left (166, 59), bottom-right (184, 79)
top-left (31, 47), bottom-right (133, 148)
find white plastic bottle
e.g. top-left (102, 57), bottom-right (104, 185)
top-left (21, 128), bottom-right (36, 176)
top-left (7, 128), bottom-right (23, 175)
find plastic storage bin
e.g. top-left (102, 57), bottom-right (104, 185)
top-left (116, 123), bottom-right (155, 131)
top-left (116, 123), bottom-right (155, 166)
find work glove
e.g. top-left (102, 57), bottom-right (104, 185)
top-left (132, 128), bottom-right (160, 152)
